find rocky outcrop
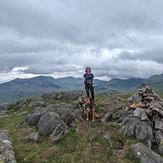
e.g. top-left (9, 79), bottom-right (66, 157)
top-left (42, 90), bottom-right (84, 101)
top-left (0, 130), bottom-right (17, 163)
top-left (122, 84), bottom-right (163, 155)
top-left (24, 103), bottom-right (80, 142)
top-left (21, 91), bottom-right (85, 143)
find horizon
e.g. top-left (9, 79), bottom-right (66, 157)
top-left (1, 73), bottom-right (162, 85)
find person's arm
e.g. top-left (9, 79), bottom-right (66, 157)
top-left (92, 78), bottom-right (94, 87)
top-left (92, 74), bottom-right (94, 87)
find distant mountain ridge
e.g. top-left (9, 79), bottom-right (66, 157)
top-left (0, 74), bottom-right (163, 104)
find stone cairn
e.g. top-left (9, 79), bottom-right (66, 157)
top-left (121, 84), bottom-right (163, 155)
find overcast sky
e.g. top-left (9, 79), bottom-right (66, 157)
top-left (0, 0), bottom-right (163, 83)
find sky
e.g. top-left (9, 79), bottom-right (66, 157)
top-left (0, 0), bottom-right (163, 83)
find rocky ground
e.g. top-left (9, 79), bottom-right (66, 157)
top-left (0, 88), bottom-right (163, 163)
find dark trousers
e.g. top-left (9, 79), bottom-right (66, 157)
top-left (85, 83), bottom-right (94, 101)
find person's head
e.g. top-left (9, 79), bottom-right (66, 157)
top-left (85, 67), bottom-right (91, 73)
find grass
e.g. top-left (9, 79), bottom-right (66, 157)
top-left (0, 93), bottom-right (143, 163)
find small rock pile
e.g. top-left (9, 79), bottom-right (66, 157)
top-left (122, 84), bottom-right (163, 155)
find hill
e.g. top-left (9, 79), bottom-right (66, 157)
top-left (143, 74), bottom-right (163, 92)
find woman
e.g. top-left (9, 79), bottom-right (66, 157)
top-left (83, 67), bottom-right (94, 101)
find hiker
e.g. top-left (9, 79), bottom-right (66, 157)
top-left (83, 67), bottom-right (95, 101)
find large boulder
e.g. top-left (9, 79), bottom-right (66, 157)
top-left (37, 112), bottom-right (68, 138)
top-left (46, 104), bottom-right (75, 126)
top-left (121, 117), bottom-right (153, 142)
top-left (135, 122), bottom-right (153, 142)
top-left (62, 91), bottom-right (84, 100)
top-left (121, 116), bottom-right (141, 137)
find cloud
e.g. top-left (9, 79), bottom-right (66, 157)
top-left (0, 0), bottom-right (163, 83)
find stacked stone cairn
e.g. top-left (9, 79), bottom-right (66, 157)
top-left (121, 84), bottom-right (163, 155)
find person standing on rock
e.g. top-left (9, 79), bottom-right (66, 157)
top-left (83, 67), bottom-right (95, 101)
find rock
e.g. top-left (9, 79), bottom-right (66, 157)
top-left (28, 98), bottom-right (46, 107)
top-left (0, 130), bottom-right (17, 163)
top-left (28, 107), bottom-right (47, 125)
top-left (62, 91), bottom-right (84, 100)
top-left (46, 104), bottom-right (75, 126)
top-left (37, 112), bottom-right (68, 137)
top-left (131, 102), bottom-right (143, 109)
top-left (15, 99), bottom-right (30, 109)
top-left (42, 90), bottom-right (84, 101)
top-left (141, 112), bottom-right (149, 121)
top-left (101, 112), bottom-right (112, 122)
top-left (158, 143), bottom-right (163, 155)
top-left (0, 150), bottom-right (17, 163)
top-left (155, 130), bottom-right (163, 145)
top-left (127, 93), bottom-right (142, 104)
top-left (121, 116), bottom-right (141, 137)
top-left (125, 106), bottom-right (129, 112)
top-left (133, 108), bottom-right (144, 118)
top-left (155, 121), bottom-right (163, 131)
top-left (152, 108), bottom-right (163, 118)
top-left (0, 104), bottom-right (12, 111)
top-left (0, 130), bottom-right (9, 141)
top-left (155, 130), bottom-right (163, 155)
top-left (135, 122), bottom-right (153, 142)
top-left (121, 117), bottom-right (153, 142)
top-left (152, 115), bottom-right (160, 122)
top-left (150, 102), bottom-right (163, 109)
top-left (23, 132), bottom-right (38, 142)
top-left (145, 108), bottom-right (153, 117)
top-left (132, 143), bottom-right (163, 163)
top-left (143, 96), bottom-right (155, 101)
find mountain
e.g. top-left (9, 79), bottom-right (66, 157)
top-left (141, 74), bottom-right (163, 92)
top-left (99, 77), bottom-right (144, 93)
top-left (0, 76), bottom-right (61, 104)
top-left (0, 74), bottom-right (163, 104)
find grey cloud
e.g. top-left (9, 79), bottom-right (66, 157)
top-left (117, 46), bottom-right (163, 64)
top-left (0, 0), bottom-right (163, 82)
top-left (22, 65), bottom-right (55, 74)
top-left (90, 49), bottom-right (102, 57)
